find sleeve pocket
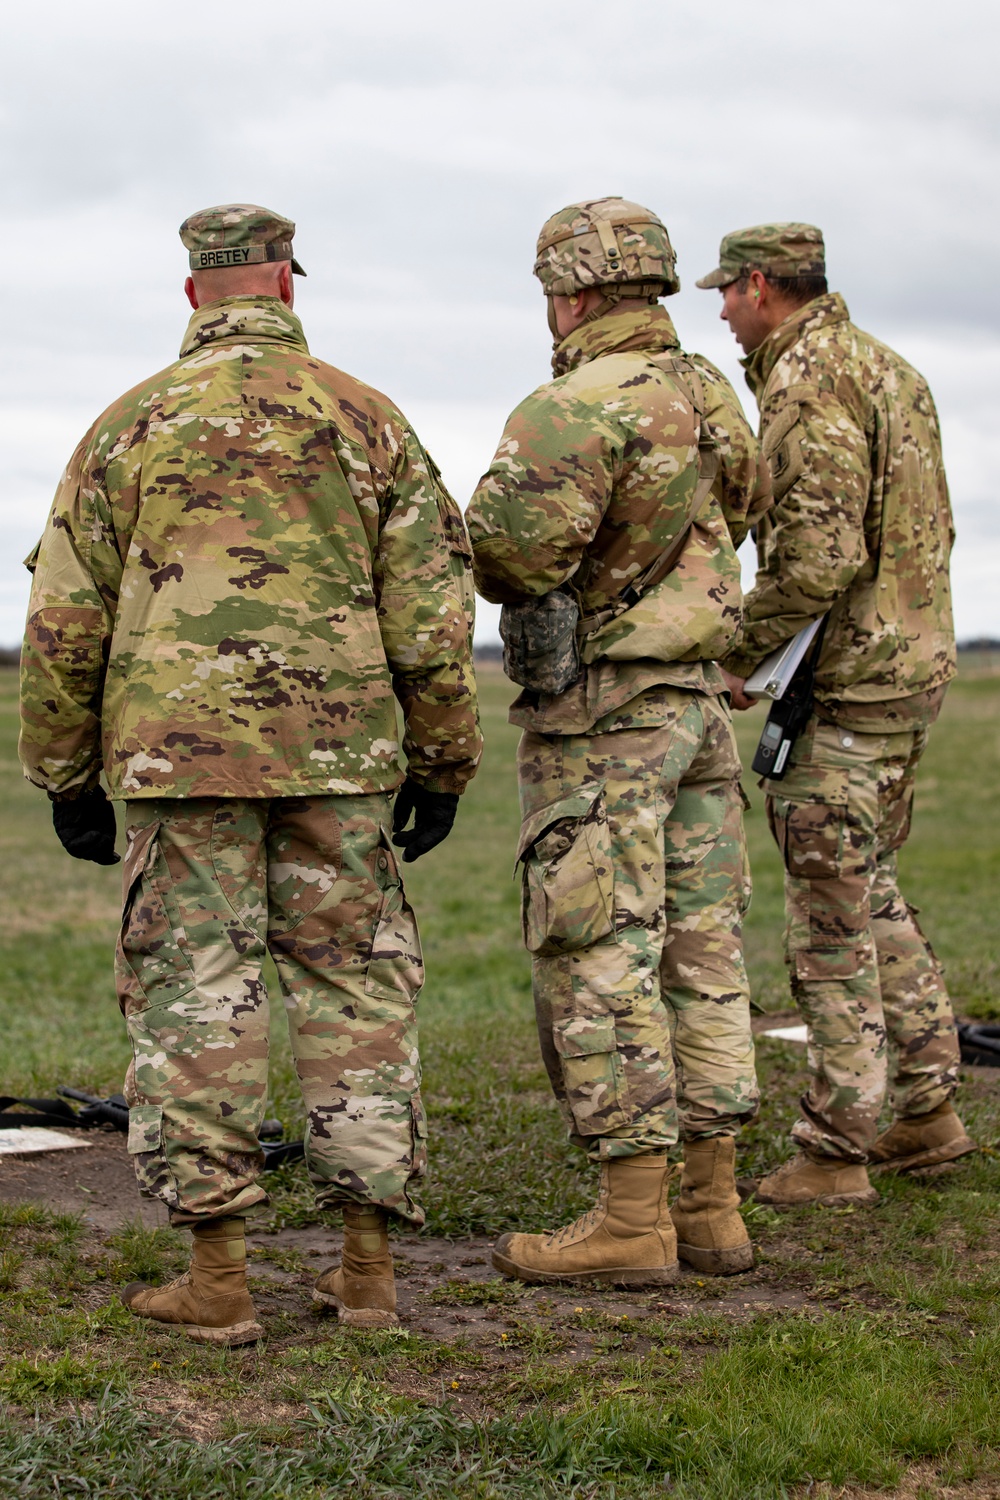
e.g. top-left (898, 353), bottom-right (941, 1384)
top-left (762, 400), bottom-right (804, 501)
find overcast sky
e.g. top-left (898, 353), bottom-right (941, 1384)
top-left (3, 0), bottom-right (997, 645)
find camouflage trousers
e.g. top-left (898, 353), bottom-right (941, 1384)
top-left (765, 716), bottom-right (959, 1163)
top-left (517, 690), bottom-right (758, 1160)
top-left (117, 795), bottom-right (425, 1226)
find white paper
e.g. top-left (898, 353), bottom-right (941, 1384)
top-left (761, 1025), bottom-right (809, 1043)
top-left (0, 1127), bottom-right (93, 1155)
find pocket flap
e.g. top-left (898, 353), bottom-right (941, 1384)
top-left (773, 767), bottom-right (850, 809)
top-left (127, 1103), bottom-right (163, 1155)
top-left (553, 1014), bottom-right (617, 1058)
top-left (516, 781), bottom-right (605, 864)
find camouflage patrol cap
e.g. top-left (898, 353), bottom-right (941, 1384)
top-left (695, 223), bottom-right (824, 289)
top-left (180, 203), bottom-right (306, 275)
top-left (534, 196), bottom-right (680, 297)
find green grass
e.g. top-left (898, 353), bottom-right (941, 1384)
top-left (1, 662), bottom-right (999, 1497)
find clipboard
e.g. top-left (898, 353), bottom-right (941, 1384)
top-left (743, 617), bottom-right (827, 700)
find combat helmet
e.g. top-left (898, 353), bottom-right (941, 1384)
top-left (534, 197), bottom-right (679, 299)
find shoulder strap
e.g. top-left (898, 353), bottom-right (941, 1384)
top-left (577, 355), bottom-right (720, 638)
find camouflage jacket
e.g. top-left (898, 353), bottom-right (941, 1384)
top-left (466, 304), bottom-right (771, 734)
top-left (20, 297), bottom-right (482, 799)
top-left (724, 294), bottom-right (956, 727)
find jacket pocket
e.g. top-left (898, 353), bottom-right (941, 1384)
top-left (517, 783), bottom-right (615, 956)
top-left (364, 831), bottom-right (424, 1004)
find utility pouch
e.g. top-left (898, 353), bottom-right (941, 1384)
top-left (500, 589), bottom-right (581, 695)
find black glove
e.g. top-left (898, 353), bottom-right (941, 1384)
top-left (51, 786), bottom-right (120, 865)
top-left (391, 778), bottom-right (459, 862)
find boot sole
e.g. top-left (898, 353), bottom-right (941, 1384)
top-left (491, 1247), bottom-right (681, 1288)
top-left (123, 1308), bottom-right (263, 1347)
top-left (182, 1319), bottom-right (263, 1347)
top-left (676, 1241), bottom-right (754, 1275)
top-left (869, 1137), bottom-right (976, 1174)
top-left (312, 1289), bottom-right (399, 1328)
top-left (755, 1187), bottom-right (880, 1211)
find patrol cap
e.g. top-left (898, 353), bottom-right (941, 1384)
top-left (179, 203), bottom-right (306, 275)
top-left (696, 222), bottom-right (824, 289)
top-left (534, 196), bottom-right (680, 297)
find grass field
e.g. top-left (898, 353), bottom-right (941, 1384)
top-left (1, 661), bottom-right (998, 1498)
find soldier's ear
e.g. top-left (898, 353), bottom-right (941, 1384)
top-left (184, 276), bottom-right (199, 311)
top-left (278, 263), bottom-right (294, 308)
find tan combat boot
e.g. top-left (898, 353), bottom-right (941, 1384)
top-left (670, 1136), bottom-right (754, 1274)
top-left (491, 1153), bottom-right (681, 1287)
top-left (869, 1100), bottom-right (976, 1173)
top-left (313, 1204), bottom-right (398, 1328)
top-left (122, 1217), bottom-right (263, 1346)
top-left (756, 1152), bottom-right (880, 1209)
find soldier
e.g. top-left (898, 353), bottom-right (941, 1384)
top-left (698, 223), bottom-right (974, 1207)
top-left (19, 204), bottom-right (482, 1343)
top-left (466, 197), bottom-right (772, 1287)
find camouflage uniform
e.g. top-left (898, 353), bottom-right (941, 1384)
top-left (20, 205), bottom-right (481, 1224)
top-left (467, 199), bottom-right (770, 1159)
top-left (700, 225), bottom-right (959, 1162)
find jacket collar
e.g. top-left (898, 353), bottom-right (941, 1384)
top-left (741, 292), bottom-right (849, 397)
top-left (552, 302), bottom-right (682, 378)
top-left (179, 297), bottom-right (310, 359)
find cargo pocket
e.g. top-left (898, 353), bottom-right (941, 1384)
top-left (552, 1012), bottom-right (629, 1134)
top-left (767, 772), bottom-right (850, 882)
top-left (517, 783), bottom-right (615, 956)
top-left (125, 1102), bottom-right (173, 1201)
top-left (127, 1102), bottom-right (163, 1156)
top-left (364, 831), bottom-right (424, 1004)
top-left (116, 821), bottom-right (196, 1016)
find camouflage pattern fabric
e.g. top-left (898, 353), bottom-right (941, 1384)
top-left (695, 223), bottom-right (825, 289)
top-left (723, 293), bottom-right (956, 729)
top-left (517, 690), bottom-right (758, 1155)
top-left (764, 716), bottom-right (960, 1162)
top-left (20, 296), bottom-right (481, 800)
top-left (120, 793), bottom-right (426, 1225)
top-left (534, 197), bottom-right (680, 297)
top-left (466, 302), bottom-right (771, 736)
top-left (179, 202), bottom-right (306, 275)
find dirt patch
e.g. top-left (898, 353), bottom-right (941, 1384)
top-left (0, 1131), bottom-right (825, 1356)
top-left (0, 1130), bottom-right (166, 1230)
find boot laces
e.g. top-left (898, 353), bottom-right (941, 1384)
top-left (546, 1206), bottom-right (600, 1248)
top-left (158, 1272), bottom-right (192, 1294)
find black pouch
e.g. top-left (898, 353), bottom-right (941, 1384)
top-left (499, 590), bottom-right (581, 695)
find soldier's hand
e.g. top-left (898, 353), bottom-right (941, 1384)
top-left (50, 785), bottom-right (121, 865)
top-left (721, 669), bottom-right (758, 712)
top-left (391, 778), bottom-right (459, 862)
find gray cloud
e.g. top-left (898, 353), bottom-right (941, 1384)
top-left (2, 0), bottom-right (997, 641)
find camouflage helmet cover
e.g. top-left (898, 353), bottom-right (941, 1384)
top-left (534, 196), bottom-right (680, 298)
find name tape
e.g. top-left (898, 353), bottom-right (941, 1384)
top-left (189, 241), bottom-right (293, 271)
